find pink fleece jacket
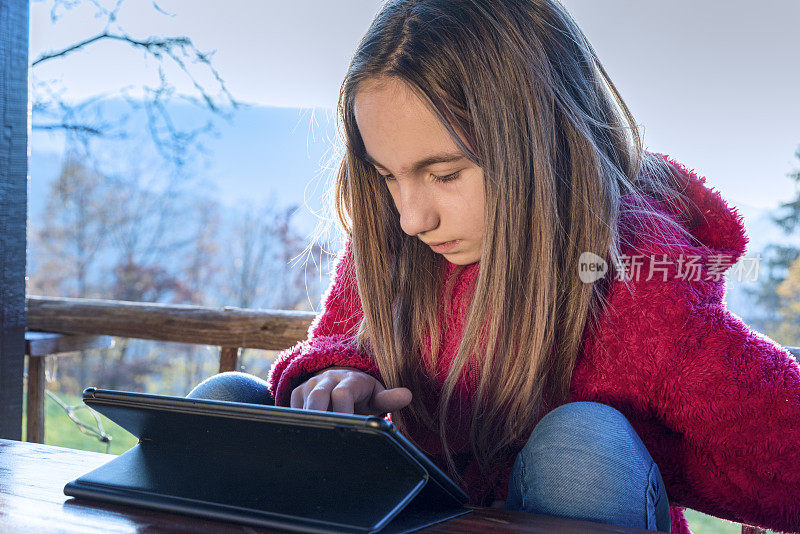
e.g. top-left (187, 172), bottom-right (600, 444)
top-left (267, 153), bottom-right (800, 534)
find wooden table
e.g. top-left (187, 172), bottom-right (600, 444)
top-left (0, 439), bottom-right (654, 533)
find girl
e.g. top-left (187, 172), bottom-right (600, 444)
top-left (188, 1), bottom-right (800, 532)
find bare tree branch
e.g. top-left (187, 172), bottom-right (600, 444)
top-left (32, 31), bottom-right (238, 112)
top-left (32, 32), bottom-right (112, 66)
top-left (34, 123), bottom-right (106, 135)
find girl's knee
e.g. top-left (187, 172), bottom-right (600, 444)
top-left (527, 401), bottom-right (635, 451)
top-left (516, 401), bottom-right (655, 500)
top-left (186, 371), bottom-right (274, 405)
top-left (537, 401), bottom-right (629, 429)
top-left (508, 401), bottom-right (671, 531)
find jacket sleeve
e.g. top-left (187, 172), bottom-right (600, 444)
top-left (633, 273), bottom-right (800, 532)
top-left (266, 237), bottom-right (382, 406)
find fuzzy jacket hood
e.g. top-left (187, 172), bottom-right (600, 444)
top-left (659, 154), bottom-right (750, 263)
top-left (617, 152), bottom-right (750, 285)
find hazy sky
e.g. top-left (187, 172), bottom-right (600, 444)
top-left (30, 0), bottom-right (800, 209)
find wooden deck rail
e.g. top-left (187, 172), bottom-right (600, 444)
top-left (26, 296), bottom-right (316, 350)
top-left (23, 295), bottom-right (800, 534)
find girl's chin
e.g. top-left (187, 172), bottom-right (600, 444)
top-left (443, 249), bottom-right (480, 265)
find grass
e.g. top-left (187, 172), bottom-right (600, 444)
top-left (682, 508), bottom-right (747, 533)
top-left (22, 388), bottom-right (138, 455)
top-left (21, 389), bottom-right (777, 534)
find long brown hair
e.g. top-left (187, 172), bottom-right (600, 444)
top-left (330, 0), bottom-right (703, 484)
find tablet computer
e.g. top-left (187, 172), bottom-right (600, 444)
top-left (63, 387), bottom-right (471, 533)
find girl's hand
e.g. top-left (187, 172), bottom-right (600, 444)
top-left (291, 366), bottom-right (412, 415)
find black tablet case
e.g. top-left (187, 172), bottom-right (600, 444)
top-left (63, 388), bottom-right (471, 533)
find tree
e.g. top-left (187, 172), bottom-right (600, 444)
top-left (223, 201), bottom-right (313, 310)
top-left (774, 255), bottom-right (800, 346)
top-left (30, 152), bottom-right (111, 299)
top-left (102, 168), bottom-right (198, 302)
top-left (181, 197), bottom-right (222, 307)
top-left (744, 145), bottom-right (800, 342)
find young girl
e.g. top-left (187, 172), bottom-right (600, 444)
top-left (188, 1), bottom-right (800, 532)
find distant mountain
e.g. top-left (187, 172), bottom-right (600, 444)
top-left (30, 102), bottom-right (342, 237)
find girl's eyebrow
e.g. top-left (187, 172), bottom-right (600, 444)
top-left (363, 151), bottom-right (466, 174)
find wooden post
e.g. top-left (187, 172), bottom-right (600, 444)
top-left (25, 356), bottom-right (45, 444)
top-left (0, 0), bottom-right (29, 441)
top-left (219, 346), bottom-right (240, 373)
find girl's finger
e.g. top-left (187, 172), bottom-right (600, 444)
top-left (330, 384), bottom-right (356, 414)
top-left (290, 384), bottom-right (306, 409)
top-left (304, 386), bottom-right (331, 411)
top-left (333, 375), bottom-right (376, 414)
top-left (304, 377), bottom-right (337, 411)
top-left (371, 387), bottom-right (413, 413)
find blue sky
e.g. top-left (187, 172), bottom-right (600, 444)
top-left (30, 0), bottom-right (800, 210)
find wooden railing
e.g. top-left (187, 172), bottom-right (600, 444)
top-left (23, 296), bottom-right (800, 534)
top-left (27, 296), bottom-right (315, 352)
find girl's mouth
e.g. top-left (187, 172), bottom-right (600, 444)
top-left (429, 240), bottom-right (460, 253)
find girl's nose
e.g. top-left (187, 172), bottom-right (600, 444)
top-left (398, 182), bottom-right (439, 237)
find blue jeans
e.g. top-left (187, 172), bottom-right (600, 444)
top-left (186, 371), bottom-right (275, 404)
top-left (505, 401), bottom-right (671, 532)
top-left (187, 374), bottom-right (671, 532)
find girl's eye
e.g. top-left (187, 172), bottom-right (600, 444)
top-left (432, 171), bottom-right (460, 183)
top-left (378, 171), bottom-right (461, 183)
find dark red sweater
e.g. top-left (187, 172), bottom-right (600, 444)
top-left (267, 154), bottom-right (800, 534)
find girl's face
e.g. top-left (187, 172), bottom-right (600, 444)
top-left (354, 77), bottom-right (485, 265)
